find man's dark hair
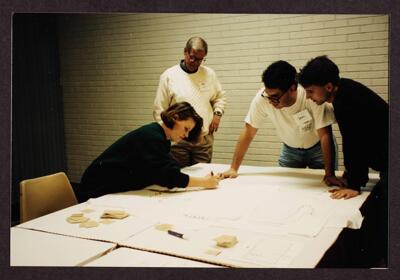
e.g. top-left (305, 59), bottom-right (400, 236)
top-left (262, 60), bottom-right (297, 92)
top-left (161, 102), bottom-right (203, 142)
top-left (184, 37), bottom-right (208, 54)
top-left (298, 55), bottom-right (340, 87)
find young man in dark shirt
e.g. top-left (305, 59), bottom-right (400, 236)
top-left (298, 55), bottom-right (388, 266)
top-left (78, 102), bottom-right (220, 203)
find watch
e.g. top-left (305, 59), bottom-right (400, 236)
top-left (213, 111), bottom-right (223, 117)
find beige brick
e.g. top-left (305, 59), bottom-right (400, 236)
top-left (290, 29), bottom-right (335, 39)
top-left (372, 16), bottom-right (389, 24)
top-left (335, 26), bottom-right (360, 35)
top-left (347, 48), bottom-right (372, 56)
top-left (360, 23), bottom-right (387, 33)
top-left (372, 31), bottom-right (389, 40)
top-left (322, 35), bottom-right (347, 43)
top-left (347, 33), bottom-right (373, 41)
top-left (302, 22), bottom-right (325, 31)
top-left (348, 17), bottom-right (374, 26)
top-left (278, 24), bottom-right (303, 33)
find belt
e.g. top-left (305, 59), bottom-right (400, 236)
top-left (283, 141), bottom-right (320, 151)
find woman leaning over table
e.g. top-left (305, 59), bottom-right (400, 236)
top-left (77, 102), bottom-right (219, 202)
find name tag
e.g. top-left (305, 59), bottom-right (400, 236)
top-left (199, 82), bottom-right (210, 92)
top-left (293, 109), bottom-right (313, 134)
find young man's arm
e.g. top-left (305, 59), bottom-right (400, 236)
top-left (219, 123), bottom-right (258, 178)
top-left (317, 125), bottom-right (345, 187)
top-left (318, 126), bottom-right (360, 199)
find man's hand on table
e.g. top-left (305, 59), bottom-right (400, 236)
top-left (323, 175), bottom-right (346, 187)
top-left (217, 168), bottom-right (238, 179)
top-left (329, 187), bottom-right (360, 199)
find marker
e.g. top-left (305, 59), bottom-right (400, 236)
top-left (167, 230), bottom-right (188, 240)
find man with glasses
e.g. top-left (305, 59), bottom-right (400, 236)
top-left (153, 37), bottom-right (226, 167)
top-left (220, 60), bottom-right (343, 188)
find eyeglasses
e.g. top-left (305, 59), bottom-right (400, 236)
top-left (189, 55), bottom-right (206, 63)
top-left (261, 89), bottom-right (286, 104)
top-left (185, 53), bottom-right (206, 64)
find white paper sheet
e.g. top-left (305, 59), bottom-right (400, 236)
top-left (85, 247), bottom-right (220, 267)
top-left (120, 222), bottom-right (305, 268)
top-left (17, 203), bottom-right (156, 243)
top-left (11, 227), bottom-right (115, 266)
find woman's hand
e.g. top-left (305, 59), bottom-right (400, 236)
top-left (187, 173), bottom-right (220, 189)
top-left (203, 173), bottom-right (220, 188)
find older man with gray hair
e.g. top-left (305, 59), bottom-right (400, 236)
top-left (153, 37), bottom-right (227, 167)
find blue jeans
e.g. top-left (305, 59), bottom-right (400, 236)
top-left (278, 140), bottom-right (338, 170)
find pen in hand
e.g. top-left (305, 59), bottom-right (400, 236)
top-left (204, 170), bottom-right (219, 189)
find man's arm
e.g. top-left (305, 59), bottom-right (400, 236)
top-left (317, 125), bottom-right (345, 187)
top-left (153, 73), bottom-right (172, 122)
top-left (220, 123), bottom-right (258, 178)
top-left (210, 71), bottom-right (227, 116)
top-left (209, 72), bottom-right (226, 134)
top-left (318, 126), bottom-right (360, 199)
top-left (209, 114), bottom-right (221, 134)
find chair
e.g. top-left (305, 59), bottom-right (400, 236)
top-left (19, 172), bottom-right (78, 223)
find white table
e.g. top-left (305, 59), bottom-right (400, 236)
top-left (89, 164), bottom-right (378, 267)
top-left (117, 214), bottom-right (345, 268)
top-left (16, 203), bottom-right (157, 243)
top-left (10, 227), bottom-right (116, 266)
top-left (85, 247), bottom-right (221, 267)
top-left (13, 163), bottom-right (378, 267)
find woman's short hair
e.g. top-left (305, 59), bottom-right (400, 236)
top-left (161, 102), bottom-right (203, 142)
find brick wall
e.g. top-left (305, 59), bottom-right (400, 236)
top-left (58, 14), bottom-right (388, 182)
